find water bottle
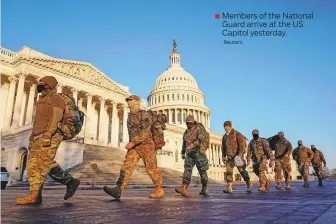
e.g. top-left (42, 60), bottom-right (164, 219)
top-left (234, 155), bottom-right (244, 166)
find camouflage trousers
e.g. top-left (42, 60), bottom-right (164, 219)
top-left (116, 148), bottom-right (163, 190)
top-left (226, 157), bottom-right (250, 183)
top-left (274, 158), bottom-right (291, 184)
top-left (252, 159), bottom-right (268, 186)
top-left (313, 164), bottom-right (323, 182)
top-left (27, 132), bottom-right (72, 191)
top-left (182, 151), bottom-right (209, 185)
top-left (298, 162), bottom-right (310, 183)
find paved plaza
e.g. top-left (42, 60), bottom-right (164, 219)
top-left (1, 181), bottom-right (336, 224)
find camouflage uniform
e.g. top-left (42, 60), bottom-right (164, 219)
top-left (103, 95), bottom-right (164, 199)
top-left (292, 142), bottom-right (314, 187)
top-left (222, 123), bottom-right (251, 193)
top-left (310, 145), bottom-right (326, 187)
top-left (175, 115), bottom-right (209, 196)
top-left (16, 76), bottom-right (80, 205)
top-left (247, 134), bottom-right (274, 191)
top-left (271, 133), bottom-right (293, 189)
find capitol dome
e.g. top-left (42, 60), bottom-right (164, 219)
top-left (148, 40), bottom-right (211, 129)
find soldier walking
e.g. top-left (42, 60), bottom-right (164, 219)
top-left (222, 121), bottom-right (252, 193)
top-left (247, 129), bottom-right (275, 192)
top-left (16, 76), bottom-right (80, 205)
top-left (175, 115), bottom-right (210, 196)
top-left (269, 132), bottom-right (293, 190)
top-left (292, 140), bottom-right (314, 187)
top-left (103, 95), bottom-right (164, 199)
top-left (310, 145), bottom-right (326, 187)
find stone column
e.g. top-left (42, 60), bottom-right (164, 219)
top-left (174, 108), bottom-right (177, 124)
top-left (110, 102), bottom-right (119, 147)
top-left (0, 83), bottom-right (9, 130)
top-left (98, 97), bottom-right (106, 145)
top-left (77, 98), bottom-right (85, 137)
top-left (84, 93), bottom-right (92, 141)
top-left (71, 88), bottom-right (79, 105)
top-left (19, 90), bottom-right (28, 126)
top-left (12, 73), bottom-right (27, 127)
top-left (122, 104), bottom-right (129, 143)
top-left (57, 83), bottom-right (64, 93)
top-left (25, 84), bottom-right (36, 125)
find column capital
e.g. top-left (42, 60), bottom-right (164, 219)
top-left (70, 87), bottom-right (80, 94)
top-left (16, 71), bottom-right (28, 79)
top-left (8, 76), bottom-right (18, 84)
top-left (121, 104), bottom-right (128, 109)
top-left (1, 82), bottom-right (10, 89)
top-left (85, 92), bottom-right (93, 99)
top-left (30, 82), bottom-right (37, 90)
top-left (98, 96), bottom-right (106, 102)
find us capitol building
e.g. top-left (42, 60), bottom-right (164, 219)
top-left (0, 41), bottom-right (300, 185)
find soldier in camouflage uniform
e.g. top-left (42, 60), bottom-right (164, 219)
top-left (271, 131), bottom-right (293, 190)
top-left (292, 140), bottom-right (314, 187)
top-left (16, 76), bottom-right (80, 205)
top-left (222, 121), bottom-right (252, 193)
top-left (103, 95), bottom-right (164, 199)
top-left (247, 129), bottom-right (275, 192)
top-left (175, 115), bottom-right (209, 196)
top-left (310, 145), bottom-right (327, 187)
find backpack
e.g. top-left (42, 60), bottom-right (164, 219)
top-left (57, 93), bottom-right (85, 140)
top-left (141, 110), bottom-right (167, 150)
top-left (195, 122), bottom-right (210, 153)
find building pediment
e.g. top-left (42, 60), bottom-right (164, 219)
top-left (0, 46), bottom-right (129, 97)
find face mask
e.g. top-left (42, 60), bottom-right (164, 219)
top-left (253, 134), bottom-right (259, 140)
top-left (312, 148), bottom-right (316, 152)
top-left (278, 135), bottom-right (284, 140)
top-left (37, 84), bottom-right (45, 93)
top-left (224, 126), bottom-right (232, 134)
top-left (298, 143), bottom-right (302, 147)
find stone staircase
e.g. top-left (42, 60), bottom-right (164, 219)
top-left (66, 144), bottom-right (220, 185)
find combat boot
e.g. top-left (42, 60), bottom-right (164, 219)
top-left (16, 190), bottom-right (41, 205)
top-left (223, 183), bottom-right (233, 193)
top-left (103, 185), bottom-right (122, 199)
top-left (199, 183), bottom-right (209, 196)
top-left (149, 186), bottom-right (164, 199)
top-left (265, 180), bottom-right (271, 191)
top-left (317, 181), bottom-right (323, 187)
top-left (64, 177), bottom-right (80, 200)
top-left (175, 183), bottom-right (188, 196)
top-left (276, 182), bottom-right (282, 190)
top-left (246, 181), bottom-right (253, 193)
top-left (258, 184), bottom-right (266, 192)
top-left (285, 182), bottom-right (291, 190)
top-left (303, 182), bottom-right (310, 188)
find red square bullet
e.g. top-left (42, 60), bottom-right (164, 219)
top-left (215, 14), bottom-right (220, 19)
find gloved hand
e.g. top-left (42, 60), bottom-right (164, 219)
top-left (41, 132), bottom-right (52, 147)
top-left (125, 142), bottom-right (135, 150)
top-left (269, 160), bottom-right (274, 168)
top-left (181, 153), bottom-right (186, 160)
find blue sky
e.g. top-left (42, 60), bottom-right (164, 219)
top-left (2, 0), bottom-right (336, 168)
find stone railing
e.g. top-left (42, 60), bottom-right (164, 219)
top-left (0, 47), bottom-right (17, 58)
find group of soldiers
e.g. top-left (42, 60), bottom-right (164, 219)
top-left (15, 75), bottom-right (328, 205)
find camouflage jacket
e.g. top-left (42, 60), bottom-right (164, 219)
top-left (221, 129), bottom-right (245, 158)
top-left (272, 138), bottom-right (293, 160)
top-left (292, 145), bottom-right (314, 164)
top-left (182, 123), bottom-right (208, 154)
top-left (247, 138), bottom-right (274, 163)
top-left (311, 149), bottom-right (326, 166)
top-left (128, 109), bottom-right (153, 146)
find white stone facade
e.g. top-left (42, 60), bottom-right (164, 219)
top-left (0, 44), bottom-right (301, 186)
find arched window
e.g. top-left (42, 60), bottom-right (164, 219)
top-left (162, 95), bottom-right (165, 102)
top-left (172, 94), bottom-right (175, 101)
top-left (167, 94), bottom-right (169, 101)
top-left (175, 150), bottom-right (179, 162)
